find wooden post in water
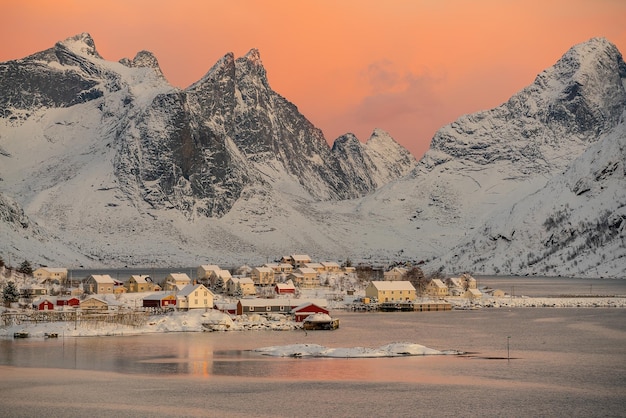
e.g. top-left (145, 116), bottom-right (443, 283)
top-left (507, 336), bottom-right (511, 363)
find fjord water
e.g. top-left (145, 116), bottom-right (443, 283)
top-left (1, 307), bottom-right (625, 417)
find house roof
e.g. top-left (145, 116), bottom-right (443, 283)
top-left (81, 296), bottom-right (108, 305)
top-left (291, 302), bottom-right (329, 313)
top-left (446, 278), bottom-right (463, 287)
top-left (143, 292), bottom-right (175, 301)
top-left (35, 267), bottom-right (68, 273)
top-left (199, 264), bottom-right (220, 271)
top-left (369, 281), bottom-right (416, 291)
top-left (215, 270), bottom-right (232, 279)
top-left (465, 288), bottom-right (482, 296)
top-left (166, 273), bottom-right (191, 282)
top-left (321, 262), bottom-right (340, 268)
top-left (276, 280), bottom-right (295, 290)
top-left (129, 275), bottom-right (152, 283)
top-left (230, 277), bottom-right (254, 285)
top-left (429, 279), bottom-right (446, 288)
top-left (177, 284), bottom-right (213, 298)
top-left (253, 267), bottom-right (273, 273)
top-left (239, 298), bottom-right (327, 308)
top-left (58, 295), bottom-right (80, 301)
top-left (291, 254), bottom-right (311, 261)
top-left (33, 296), bottom-right (56, 305)
top-left (385, 267), bottom-right (408, 275)
top-left (304, 263), bottom-right (324, 269)
top-left (295, 267), bottom-right (317, 275)
top-left (88, 274), bottom-right (115, 284)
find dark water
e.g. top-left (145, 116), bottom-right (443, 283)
top-left (476, 275), bottom-right (626, 297)
top-left (1, 308), bottom-right (625, 417)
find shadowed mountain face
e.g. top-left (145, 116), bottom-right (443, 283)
top-left (0, 34), bottom-right (416, 218)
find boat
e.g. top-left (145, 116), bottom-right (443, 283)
top-left (44, 332), bottom-right (59, 338)
top-left (13, 331), bottom-right (29, 338)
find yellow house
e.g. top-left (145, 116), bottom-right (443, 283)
top-left (33, 267), bottom-right (68, 284)
top-left (320, 262), bottom-right (341, 273)
top-left (176, 284), bottom-right (214, 310)
top-left (264, 263), bottom-right (294, 274)
top-left (163, 273), bottom-right (191, 291)
top-left (197, 265), bottom-right (221, 281)
top-left (84, 275), bottom-right (115, 294)
top-left (226, 277), bottom-right (256, 296)
top-left (425, 279), bottom-right (449, 298)
top-left (125, 275), bottom-right (155, 292)
top-left (210, 270), bottom-right (232, 288)
top-left (365, 281), bottom-right (416, 302)
top-left (281, 255), bottom-right (312, 268)
top-left (383, 267), bottom-right (407, 281)
top-left (463, 288), bottom-right (482, 299)
top-left (289, 268), bottom-right (319, 288)
top-left (303, 263), bottom-right (325, 273)
top-left (251, 267), bottom-right (275, 286)
top-left (80, 296), bottom-right (108, 310)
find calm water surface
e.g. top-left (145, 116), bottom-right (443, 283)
top-left (1, 308), bottom-right (625, 417)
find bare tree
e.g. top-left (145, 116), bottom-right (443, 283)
top-left (404, 267), bottom-right (428, 295)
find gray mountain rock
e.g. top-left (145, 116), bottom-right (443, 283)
top-left (0, 34), bottom-right (624, 278)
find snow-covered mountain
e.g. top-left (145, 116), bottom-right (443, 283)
top-left (0, 34), bottom-right (624, 278)
top-left (435, 124), bottom-right (626, 278)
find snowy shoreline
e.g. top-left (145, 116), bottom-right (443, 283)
top-left (1, 296), bottom-right (625, 339)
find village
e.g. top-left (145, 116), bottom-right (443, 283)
top-left (2, 254), bottom-right (624, 338)
top-left (0, 254), bottom-right (501, 334)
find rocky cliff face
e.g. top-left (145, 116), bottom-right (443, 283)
top-left (412, 37), bottom-right (626, 277)
top-left (0, 33), bottom-right (417, 220)
top-left (0, 34), bottom-right (624, 278)
top-left (422, 37), bottom-right (626, 174)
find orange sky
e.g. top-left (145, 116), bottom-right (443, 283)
top-left (2, 0), bottom-right (625, 157)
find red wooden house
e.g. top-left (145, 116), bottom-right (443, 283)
top-left (34, 298), bottom-right (55, 311)
top-left (291, 302), bottom-right (329, 322)
top-left (57, 296), bottom-right (80, 308)
top-left (275, 279), bottom-right (296, 295)
top-left (142, 293), bottom-right (177, 309)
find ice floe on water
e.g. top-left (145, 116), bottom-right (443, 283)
top-left (253, 342), bottom-right (462, 358)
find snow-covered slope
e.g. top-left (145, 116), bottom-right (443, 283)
top-left (434, 124), bottom-right (626, 278)
top-left (0, 35), bottom-right (624, 278)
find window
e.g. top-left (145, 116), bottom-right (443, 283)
top-left (249, 306), bottom-right (254, 312)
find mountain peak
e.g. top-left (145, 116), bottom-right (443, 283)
top-left (235, 48), bottom-right (268, 85)
top-left (119, 50), bottom-right (165, 78)
top-left (542, 37), bottom-right (626, 83)
top-left (244, 48), bottom-right (262, 64)
top-left (426, 37), bottom-right (626, 172)
top-left (57, 32), bottom-right (102, 59)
